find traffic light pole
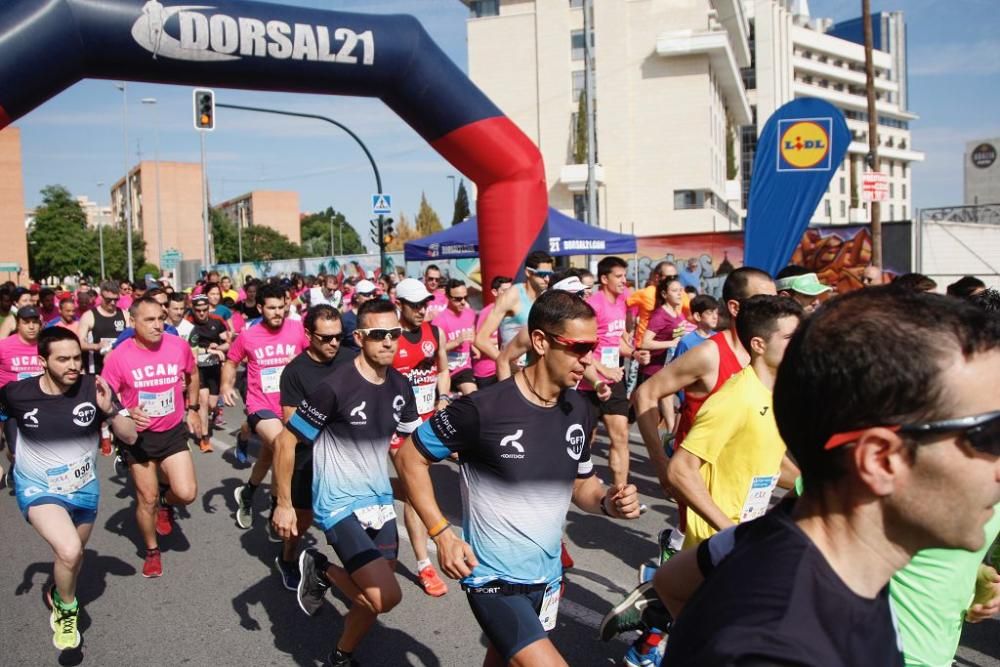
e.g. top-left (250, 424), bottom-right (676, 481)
top-left (214, 103), bottom-right (388, 272)
top-left (200, 130), bottom-right (211, 271)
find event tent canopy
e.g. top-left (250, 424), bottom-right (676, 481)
top-left (404, 207), bottom-right (636, 261)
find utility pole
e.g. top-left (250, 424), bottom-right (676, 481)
top-left (117, 82), bottom-right (135, 281)
top-left (583, 0), bottom-right (598, 227)
top-left (200, 132), bottom-right (211, 269)
top-left (862, 0), bottom-right (882, 268)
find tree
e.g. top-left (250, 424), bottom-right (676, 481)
top-left (574, 91), bottom-right (588, 164)
top-left (451, 179), bottom-right (471, 225)
top-left (212, 208), bottom-right (301, 263)
top-left (415, 192), bottom-right (443, 236)
top-left (29, 185), bottom-right (98, 280)
top-left (300, 207), bottom-right (364, 256)
top-left (96, 223), bottom-right (147, 280)
top-left (385, 212), bottom-right (421, 252)
top-left (726, 118), bottom-right (738, 180)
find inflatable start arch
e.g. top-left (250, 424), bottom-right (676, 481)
top-left (0, 0), bottom-right (547, 295)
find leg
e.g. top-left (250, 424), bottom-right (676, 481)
top-left (324, 557), bottom-right (401, 653)
top-left (158, 450), bottom-right (198, 507)
top-left (130, 460), bottom-right (162, 550)
top-left (248, 418), bottom-right (282, 487)
top-left (509, 638), bottom-right (568, 667)
top-left (198, 387), bottom-right (211, 442)
top-left (482, 644), bottom-right (506, 667)
top-left (282, 509), bottom-right (313, 563)
top-left (603, 413), bottom-right (631, 487)
top-left (27, 504), bottom-right (91, 604)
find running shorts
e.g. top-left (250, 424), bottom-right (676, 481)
top-left (323, 513), bottom-right (398, 574)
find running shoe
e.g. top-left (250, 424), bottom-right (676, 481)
top-left (235, 436), bottom-right (250, 464)
top-left (100, 437), bottom-right (113, 456)
top-left (234, 484), bottom-right (253, 529)
top-left (560, 541), bottom-right (575, 570)
top-left (418, 564), bottom-right (448, 597)
top-left (297, 549), bottom-right (331, 616)
top-left (213, 409), bottom-right (227, 428)
top-left (638, 561), bottom-right (658, 585)
top-left (598, 582), bottom-right (672, 641)
top-left (114, 449), bottom-right (128, 476)
top-left (199, 437), bottom-right (213, 453)
top-left (623, 629), bottom-right (665, 667)
top-left (658, 529), bottom-right (678, 566)
top-left (50, 599), bottom-right (81, 650)
top-left (275, 555), bottom-right (301, 591)
top-left (142, 549), bottom-right (163, 578)
top-left (155, 505), bottom-right (174, 537)
top-left (328, 649), bottom-right (359, 667)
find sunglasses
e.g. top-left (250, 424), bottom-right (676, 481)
top-left (311, 331), bottom-right (344, 343)
top-left (425, 276), bottom-right (441, 283)
top-left (527, 268), bottom-right (554, 279)
top-left (662, 274), bottom-right (679, 280)
top-left (449, 295), bottom-right (468, 302)
top-left (824, 410), bottom-right (1000, 456)
top-left (544, 331), bottom-right (598, 357)
top-left (357, 327), bottom-right (403, 342)
top-left (401, 300), bottom-right (430, 310)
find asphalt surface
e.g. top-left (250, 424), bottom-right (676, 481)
top-left (1, 408), bottom-right (999, 666)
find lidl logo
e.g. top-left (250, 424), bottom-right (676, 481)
top-left (777, 118), bottom-right (833, 172)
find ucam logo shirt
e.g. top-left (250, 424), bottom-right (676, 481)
top-left (227, 318), bottom-right (308, 415)
top-left (0, 336), bottom-right (42, 387)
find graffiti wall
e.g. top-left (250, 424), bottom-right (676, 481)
top-left (211, 252), bottom-right (405, 285)
top-left (630, 232), bottom-right (744, 299)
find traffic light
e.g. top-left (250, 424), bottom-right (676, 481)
top-left (369, 218), bottom-right (381, 247)
top-left (193, 89), bottom-right (215, 130)
top-left (381, 217), bottom-right (394, 247)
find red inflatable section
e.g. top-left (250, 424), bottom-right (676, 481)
top-left (432, 116), bottom-right (547, 304)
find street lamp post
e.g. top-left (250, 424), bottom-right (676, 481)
top-left (141, 97), bottom-right (164, 275)
top-left (115, 82), bottom-right (135, 281)
top-left (447, 174), bottom-right (456, 206)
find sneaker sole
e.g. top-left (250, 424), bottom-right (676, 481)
top-left (599, 582), bottom-right (652, 642)
top-left (234, 486), bottom-right (253, 529)
top-left (296, 550), bottom-right (320, 616)
top-left (142, 569), bottom-right (163, 578)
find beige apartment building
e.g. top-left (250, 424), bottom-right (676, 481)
top-left (0, 127), bottom-right (30, 284)
top-left (215, 191), bottom-right (301, 245)
top-left (464, 0), bottom-right (752, 236)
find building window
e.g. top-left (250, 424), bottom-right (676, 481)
top-left (902, 205), bottom-right (907, 219)
top-left (889, 161), bottom-right (894, 177)
top-left (840, 200), bottom-right (846, 218)
top-left (824, 200), bottom-right (831, 217)
top-left (571, 69), bottom-right (585, 100)
top-left (468, 0), bottom-right (499, 18)
top-left (839, 177), bottom-right (845, 195)
top-left (902, 183), bottom-right (907, 199)
top-left (569, 0), bottom-right (583, 6)
top-left (889, 182), bottom-right (894, 198)
top-left (573, 194), bottom-right (586, 221)
top-left (889, 204), bottom-right (895, 220)
top-left (571, 30), bottom-right (585, 61)
top-left (674, 190), bottom-right (699, 210)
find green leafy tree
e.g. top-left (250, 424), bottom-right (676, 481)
top-left (574, 91), bottom-right (588, 164)
top-left (726, 118), bottom-right (738, 180)
top-left (415, 192), bottom-right (443, 237)
top-left (28, 185), bottom-right (94, 280)
top-left (96, 223), bottom-right (147, 280)
top-left (451, 179), bottom-right (471, 225)
top-left (212, 208), bottom-right (301, 263)
top-left (300, 207), bottom-right (364, 256)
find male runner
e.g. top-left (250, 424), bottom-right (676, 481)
top-left (0, 287), bottom-right (35, 339)
top-left (340, 279), bottom-right (377, 351)
top-left (472, 275), bottom-right (512, 391)
top-left (422, 264), bottom-right (448, 321)
top-left (632, 267), bottom-right (774, 557)
top-left (272, 304), bottom-right (356, 590)
top-left (224, 283), bottom-right (308, 529)
top-left (187, 294), bottom-right (230, 453)
top-left (273, 299), bottom-right (421, 667)
top-left (48, 298), bottom-right (79, 335)
top-left (395, 290), bottom-right (641, 667)
top-left (78, 281), bottom-right (129, 375)
top-left (434, 279), bottom-right (478, 395)
top-left (0, 306), bottom-right (44, 479)
top-left (2, 327), bottom-right (136, 650)
top-left (308, 273), bottom-right (343, 310)
top-left (391, 278), bottom-right (451, 597)
top-left (474, 250), bottom-right (553, 377)
top-left (101, 296), bottom-right (202, 577)
top-left (165, 292), bottom-right (193, 340)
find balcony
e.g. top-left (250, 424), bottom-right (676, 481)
top-left (655, 30), bottom-right (752, 125)
top-left (560, 163), bottom-right (606, 193)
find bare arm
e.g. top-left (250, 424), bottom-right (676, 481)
top-left (495, 327), bottom-right (531, 381)
top-left (184, 367), bottom-right (203, 438)
top-left (77, 311), bottom-right (101, 352)
top-left (271, 427), bottom-right (300, 537)
top-left (473, 289), bottom-right (517, 361)
top-left (435, 326), bottom-right (451, 402)
top-left (572, 475), bottom-right (641, 518)
top-left (642, 327), bottom-right (680, 352)
top-left (667, 446), bottom-right (734, 532)
top-left (777, 454), bottom-right (800, 490)
top-left (220, 360), bottom-right (240, 406)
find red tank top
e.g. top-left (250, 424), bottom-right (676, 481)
top-left (392, 322), bottom-right (440, 418)
top-left (675, 331), bottom-right (743, 444)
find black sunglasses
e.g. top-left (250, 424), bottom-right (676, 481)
top-left (311, 331), bottom-right (344, 343)
top-left (899, 410), bottom-right (1000, 456)
top-left (357, 327), bottom-right (403, 341)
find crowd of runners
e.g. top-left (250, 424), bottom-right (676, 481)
top-left (2, 262), bottom-right (1000, 666)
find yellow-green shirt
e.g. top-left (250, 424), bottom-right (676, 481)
top-left (680, 366), bottom-right (787, 548)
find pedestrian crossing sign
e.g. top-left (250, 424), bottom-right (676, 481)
top-left (372, 194), bottom-right (392, 215)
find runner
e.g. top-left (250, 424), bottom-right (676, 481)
top-left (78, 281), bottom-right (129, 375)
top-left (0, 288), bottom-right (39, 338)
top-left (2, 327), bottom-right (136, 650)
top-left (422, 265), bottom-right (448, 321)
top-left (101, 296), bottom-right (202, 578)
top-left (339, 279), bottom-right (377, 352)
top-left (48, 298), bottom-right (79, 335)
top-left (187, 294), bottom-right (230, 453)
top-left (0, 306), bottom-right (44, 486)
top-left (272, 298), bottom-right (421, 667)
top-left (434, 279), bottom-right (478, 395)
top-left (308, 273), bottom-right (343, 310)
top-left (673, 295), bottom-right (720, 359)
top-left (390, 278), bottom-right (451, 597)
top-left (224, 283), bottom-right (308, 530)
top-left (472, 275), bottom-right (512, 391)
top-left (395, 289), bottom-right (641, 667)
top-left (165, 292), bottom-right (193, 340)
top-left (775, 268), bottom-right (831, 314)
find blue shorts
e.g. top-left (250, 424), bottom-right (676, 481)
top-left (15, 469), bottom-right (99, 526)
top-left (247, 410), bottom-right (280, 435)
top-left (323, 513), bottom-right (398, 574)
top-left (465, 583), bottom-right (548, 661)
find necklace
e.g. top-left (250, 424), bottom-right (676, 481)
top-left (521, 371), bottom-right (558, 407)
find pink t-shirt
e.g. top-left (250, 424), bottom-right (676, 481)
top-left (227, 318), bottom-right (308, 415)
top-left (426, 290), bottom-right (449, 322)
top-left (581, 289), bottom-right (628, 389)
top-left (434, 306), bottom-right (477, 374)
top-left (0, 336), bottom-right (42, 387)
top-left (117, 294), bottom-right (133, 312)
top-left (642, 306), bottom-right (688, 376)
top-left (473, 303), bottom-right (498, 379)
top-left (101, 334), bottom-right (195, 432)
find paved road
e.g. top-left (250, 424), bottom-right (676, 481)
top-left (1, 408), bottom-right (998, 666)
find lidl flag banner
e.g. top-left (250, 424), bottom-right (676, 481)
top-left (744, 98), bottom-right (850, 276)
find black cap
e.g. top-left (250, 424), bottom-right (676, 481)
top-left (15, 306), bottom-right (40, 320)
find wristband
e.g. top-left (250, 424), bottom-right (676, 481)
top-left (428, 518), bottom-right (451, 539)
top-left (186, 405), bottom-right (199, 412)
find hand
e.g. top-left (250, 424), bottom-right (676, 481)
top-left (436, 398), bottom-right (450, 411)
top-left (100, 345), bottom-right (112, 356)
top-left (634, 350), bottom-right (651, 365)
top-left (213, 349), bottom-right (227, 362)
top-left (595, 381), bottom-right (612, 402)
top-left (186, 410), bottom-right (203, 439)
top-left (272, 504), bottom-right (299, 540)
top-left (94, 375), bottom-right (114, 415)
top-left (606, 484), bottom-right (641, 519)
top-left (672, 325), bottom-right (687, 340)
top-left (603, 367), bottom-right (624, 384)
top-left (968, 565), bottom-right (1000, 622)
top-left (221, 387), bottom-right (240, 407)
top-left (128, 405), bottom-right (151, 430)
top-left (434, 530), bottom-right (479, 579)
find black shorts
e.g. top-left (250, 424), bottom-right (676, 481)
top-left (236, 367), bottom-right (248, 404)
top-left (123, 423), bottom-right (190, 465)
top-left (465, 583), bottom-right (548, 661)
top-left (475, 375), bottom-right (498, 391)
top-left (324, 513), bottom-right (398, 574)
top-left (198, 365), bottom-right (222, 395)
top-left (451, 368), bottom-right (475, 386)
top-left (247, 410), bottom-right (280, 435)
top-left (580, 379), bottom-right (629, 418)
top-left (290, 442), bottom-right (313, 511)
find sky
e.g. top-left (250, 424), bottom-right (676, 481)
top-left (14, 0), bottom-right (1000, 256)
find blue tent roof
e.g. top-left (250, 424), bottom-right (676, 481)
top-left (404, 207), bottom-right (636, 261)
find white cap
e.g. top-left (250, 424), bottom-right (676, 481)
top-left (355, 279), bottom-right (378, 295)
top-left (395, 278), bottom-right (433, 303)
top-left (552, 276), bottom-right (587, 294)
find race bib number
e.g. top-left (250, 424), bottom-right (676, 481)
top-left (600, 346), bottom-right (620, 369)
top-left (447, 351), bottom-right (469, 371)
top-left (46, 453), bottom-right (95, 494)
top-left (413, 383), bottom-right (436, 414)
top-left (139, 389), bottom-right (175, 418)
top-left (538, 578), bottom-right (562, 631)
top-left (17, 370), bottom-right (42, 381)
top-left (260, 366), bottom-right (284, 394)
top-left (354, 504), bottom-right (397, 530)
top-left (739, 474), bottom-right (779, 523)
